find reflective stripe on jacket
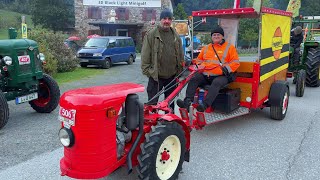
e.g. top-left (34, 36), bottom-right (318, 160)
top-left (196, 42), bottom-right (240, 76)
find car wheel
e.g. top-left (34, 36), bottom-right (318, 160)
top-left (102, 58), bottom-right (111, 69)
top-left (127, 55), bottom-right (134, 65)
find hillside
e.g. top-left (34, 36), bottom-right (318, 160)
top-left (0, 9), bottom-right (33, 39)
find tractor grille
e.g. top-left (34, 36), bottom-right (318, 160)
top-left (79, 53), bottom-right (93, 57)
top-left (19, 64), bottom-right (32, 74)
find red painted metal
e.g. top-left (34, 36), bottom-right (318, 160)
top-left (261, 7), bottom-right (293, 17)
top-left (233, 0), bottom-right (240, 9)
top-left (287, 72), bottom-right (293, 78)
top-left (32, 80), bottom-right (51, 107)
top-left (60, 83), bottom-right (144, 179)
top-left (192, 7), bottom-right (258, 18)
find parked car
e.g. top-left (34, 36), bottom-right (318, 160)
top-left (77, 36), bottom-right (136, 68)
top-left (64, 39), bottom-right (82, 53)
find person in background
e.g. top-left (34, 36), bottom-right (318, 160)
top-left (290, 26), bottom-right (303, 65)
top-left (141, 9), bottom-right (184, 110)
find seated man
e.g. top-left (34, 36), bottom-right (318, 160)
top-left (290, 26), bottom-right (303, 65)
top-left (178, 26), bottom-right (240, 112)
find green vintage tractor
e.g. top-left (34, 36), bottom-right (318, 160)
top-left (288, 16), bottom-right (320, 97)
top-left (0, 29), bottom-right (60, 129)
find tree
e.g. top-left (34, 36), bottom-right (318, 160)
top-left (173, 3), bottom-right (188, 20)
top-left (238, 0), bottom-right (273, 48)
top-left (30, 0), bottom-right (74, 32)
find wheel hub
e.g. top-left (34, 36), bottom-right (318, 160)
top-left (156, 135), bottom-right (181, 179)
top-left (160, 149), bottom-right (170, 162)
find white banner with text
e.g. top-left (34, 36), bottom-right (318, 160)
top-left (83, 0), bottom-right (161, 7)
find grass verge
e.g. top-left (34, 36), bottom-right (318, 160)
top-left (53, 67), bottom-right (105, 85)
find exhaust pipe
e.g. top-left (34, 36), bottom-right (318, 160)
top-left (126, 100), bottom-right (144, 174)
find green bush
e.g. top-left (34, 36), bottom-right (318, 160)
top-left (28, 28), bottom-right (78, 74)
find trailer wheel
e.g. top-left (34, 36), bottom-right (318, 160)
top-left (0, 91), bottom-right (9, 129)
top-left (306, 48), bottom-right (320, 87)
top-left (295, 69), bottom-right (306, 97)
top-left (29, 74), bottom-right (60, 113)
top-left (137, 121), bottom-right (186, 180)
top-left (270, 85), bottom-right (289, 120)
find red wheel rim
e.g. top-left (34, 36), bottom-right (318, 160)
top-left (32, 81), bottom-right (51, 107)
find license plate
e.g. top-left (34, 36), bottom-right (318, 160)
top-left (15, 93), bottom-right (38, 104)
top-left (80, 59), bottom-right (89, 62)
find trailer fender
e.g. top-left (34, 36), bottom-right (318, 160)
top-left (268, 80), bottom-right (290, 106)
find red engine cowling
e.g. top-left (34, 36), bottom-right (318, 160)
top-left (59, 83), bottom-right (144, 179)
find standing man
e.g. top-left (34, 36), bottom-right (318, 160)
top-left (178, 26), bottom-right (240, 112)
top-left (290, 26), bottom-right (303, 65)
top-left (141, 9), bottom-right (184, 109)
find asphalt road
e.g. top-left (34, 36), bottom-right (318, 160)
top-left (0, 56), bottom-right (320, 180)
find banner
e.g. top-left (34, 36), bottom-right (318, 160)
top-left (260, 14), bottom-right (291, 82)
top-left (83, 0), bottom-right (161, 7)
top-left (286, 0), bottom-right (301, 18)
top-left (219, 18), bottom-right (239, 46)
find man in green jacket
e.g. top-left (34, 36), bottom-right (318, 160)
top-left (141, 9), bottom-right (184, 110)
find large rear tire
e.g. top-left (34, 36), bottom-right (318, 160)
top-left (137, 121), bottom-right (186, 180)
top-left (29, 74), bottom-right (60, 113)
top-left (306, 48), bottom-right (320, 87)
top-left (0, 91), bottom-right (9, 129)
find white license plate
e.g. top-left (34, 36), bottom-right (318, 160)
top-left (15, 93), bottom-right (38, 104)
top-left (80, 59), bottom-right (89, 62)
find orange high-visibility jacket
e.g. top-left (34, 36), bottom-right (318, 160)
top-left (196, 42), bottom-right (240, 76)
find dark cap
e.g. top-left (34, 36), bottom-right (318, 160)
top-left (160, 9), bottom-right (173, 20)
top-left (211, 26), bottom-right (224, 37)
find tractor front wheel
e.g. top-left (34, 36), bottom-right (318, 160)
top-left (306, 48), bottom-right (320, 87)
top-left (295, 69), bottom-right (306, 97)
top-left (137, 121), bottom-right (186, 180)
top-left (29, 74), bottom-right (60, 113)
top-left (0, 91), bottom-right (9, 129)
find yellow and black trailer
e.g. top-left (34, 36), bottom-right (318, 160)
top-left (191, 7), bottom-right (292, 120)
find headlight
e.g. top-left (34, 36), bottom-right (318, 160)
top-left (93, 53), bottom-right (102, 57)
top-left (3, 56), bottom-right (12, 65)
top-left (39, 53), bottom-right (45, 61)
top-left (59, 128), bottom-right (75, 147)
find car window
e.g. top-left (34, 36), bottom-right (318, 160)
top-left (84, 38), bottom-right (108, 47)
top-left (108, 39), bottom-right (116, 48)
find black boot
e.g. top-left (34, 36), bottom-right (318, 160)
top-left (176, 98), bottom-right (192, 109)
top-left (196, 102), bottom-right (208, 112)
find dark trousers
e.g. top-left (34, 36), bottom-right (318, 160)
top-left (186, 73), bottom-right (228, 106)
top-left (147, 76), bottom-right (176, 110)
top-left (293, 47), bottom-right (300, 65)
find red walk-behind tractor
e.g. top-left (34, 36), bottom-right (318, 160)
top-left (59, 6), bottom-right (291, 180)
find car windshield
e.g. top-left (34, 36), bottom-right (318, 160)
top-left (84, 38), bottom-right (108, 47)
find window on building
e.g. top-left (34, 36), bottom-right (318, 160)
top-left (88, 7), bottom-right (102, 19)
top-left (142, 9), bottom-right (156, 21)
top-left (116, 8), bottom-right (129, 20)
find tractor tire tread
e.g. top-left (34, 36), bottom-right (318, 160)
top-left (305, 48), bottom-right (320, 87)
top-left (137, 121), bottom-right (186, 180)
top-left (0, 91), bottom-right (9, 129)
